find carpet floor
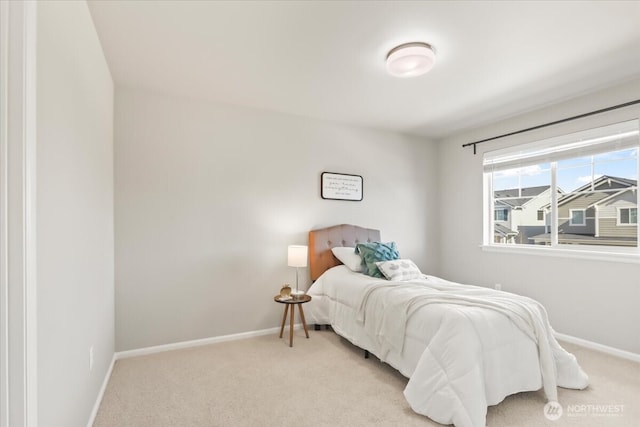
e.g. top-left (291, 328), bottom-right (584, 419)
top-left (94, 329), bottom-right (639, 426)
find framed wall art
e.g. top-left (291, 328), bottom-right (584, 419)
top-left (321, 172), bottom-right (363, 201)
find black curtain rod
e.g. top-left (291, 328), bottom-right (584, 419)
top-left (462, 99), bottom-right (640, 154)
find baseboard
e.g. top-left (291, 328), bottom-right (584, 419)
top-left (86, 353), bottom-right (116, 427)
top-left (555, 332), bottom-right (640, 363)
top-left (115, 324), bottom-right (302, 360)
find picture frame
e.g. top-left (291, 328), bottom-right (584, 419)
top-left (321, 172), bottom-right (363, 201)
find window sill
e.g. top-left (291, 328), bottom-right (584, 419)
top-left (481, 244), bottom-right (640, 264)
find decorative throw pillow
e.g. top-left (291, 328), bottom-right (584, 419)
top-left (355, 242), bottom-right (400, 278)
top-left (331, 246), bottom-right (363, 272)
top-left (375, 259), bottom-right (423, 281)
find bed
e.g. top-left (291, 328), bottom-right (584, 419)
top-left (305, 224), bottom-right (589, 427)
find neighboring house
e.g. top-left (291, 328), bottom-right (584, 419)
top-left (531, 175), bottom-right (638, 246)
top-left (494, 223), bottom-right (519, 244)
top-left (493, 185), bottom-right (560, 244)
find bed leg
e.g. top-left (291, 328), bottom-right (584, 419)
top-left (364, 350), bottom-right (370, 359)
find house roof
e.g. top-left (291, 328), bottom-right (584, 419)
top-left (587, 187), bottom-right (637, 209)
top-left (494, 223), bottom-right (518, 237)
top-left (494, 185), bottom-right (550, 208)
top-left (568, 175), bottom-right (635, 195)
top-left (541, 175), bottom-right (637, 210)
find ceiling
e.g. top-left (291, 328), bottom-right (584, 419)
top-left (87, 1), bottom-right (640, 140)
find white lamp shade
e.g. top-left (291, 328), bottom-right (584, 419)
top-left (288, 245), bottom-right (308, 268)
top-left (386, 42), bottom-right (436, 78)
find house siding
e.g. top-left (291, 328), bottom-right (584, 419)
top-left (597, 190), bottom-right (636, 218)
top-left (599, 218), bottom-right (637, 237)
top-left (557, 179), bottom-right (632, 216)
top-left (597, 191), bottom-right (637, 237)
top-left (557, 195), bottom-right (605, 216)
top-left (558, 216), bottom-right (596, 235)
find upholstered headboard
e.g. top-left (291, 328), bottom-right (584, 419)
top-left (308, 224), bottom-right (381, 281)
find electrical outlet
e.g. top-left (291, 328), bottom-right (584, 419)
top-left (89, 346), bottom-right (94, 371)
top-left (495, 283), bottom-right (502, 291)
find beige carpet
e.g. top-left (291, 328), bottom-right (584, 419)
top-left (94, 329), bottom-right (639, 426)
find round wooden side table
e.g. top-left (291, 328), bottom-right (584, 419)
top-left (274, 294), bottom-right (312, 347)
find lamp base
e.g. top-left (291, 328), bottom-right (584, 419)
top-left (291, 290), bottom-right (305, 300)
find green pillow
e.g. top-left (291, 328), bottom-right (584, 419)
top-left (355, 242), bottom-right (400, 278)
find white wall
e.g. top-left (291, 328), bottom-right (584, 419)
top-left (114, 87), bottom-right (438, 351)
top-left (437, 78), bottom-right (640, 354)
top-left (37, 2), bottom-right (114, 426)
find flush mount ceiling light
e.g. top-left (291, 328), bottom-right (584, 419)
top-left (386, 42), bottom-right (436, 78)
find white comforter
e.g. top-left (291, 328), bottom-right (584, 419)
top-left (306, 266), bottom-right (589, 427)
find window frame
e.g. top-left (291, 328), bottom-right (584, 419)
top-left (569, 209), bottom-right (586, 226)
top-left (617, 207), bottom-right (638, 226)
top-left (482, 119), bottom-right (640, 263)
top-left (494, 208), bottom-right (509, 222)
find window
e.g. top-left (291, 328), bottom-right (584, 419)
top-left (569, 209), bottom-right (586, 226)
top-left (484, 120), bottom-right (639, 252)
top-left (619, 207), bottom-right (638, 225)
top-left (494, 209), bottom-right (508, 221)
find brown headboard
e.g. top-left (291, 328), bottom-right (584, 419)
top-left (308, 224), bottom-right (381, 281)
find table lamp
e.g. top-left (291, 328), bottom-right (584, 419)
top-left (288, 245), bottom-right (308, 299)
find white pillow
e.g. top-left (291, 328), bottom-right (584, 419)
top-left (375, 259), bottom-right (423, 281)
top-left (331, 246), bottom-right (363, 272)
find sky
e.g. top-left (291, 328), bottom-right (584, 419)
top-left (493, 148), bottom-right (638, 193)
